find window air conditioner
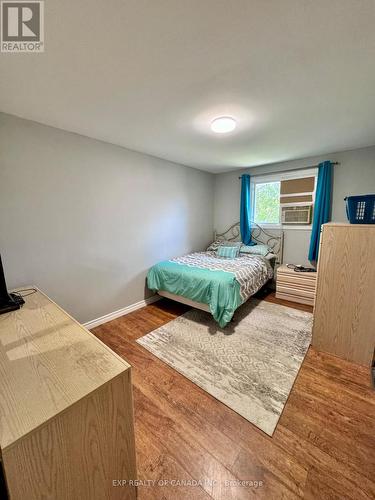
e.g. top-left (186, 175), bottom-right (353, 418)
top-left (281, 205), bottom-right (312, 224)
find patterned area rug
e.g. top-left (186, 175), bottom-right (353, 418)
top-left (137, 299), bottom-right (312, 435)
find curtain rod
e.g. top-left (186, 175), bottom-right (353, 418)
top-left (238, 161), bottom-right (340, 179)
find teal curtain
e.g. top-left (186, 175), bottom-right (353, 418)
top-left (308, 161), bottom-right (333, 263)
top-left (240, 174), bottom-right (252, 245)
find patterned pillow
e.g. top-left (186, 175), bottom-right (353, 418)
top-left (217, 245), bottom-right (240, 259)
top-left (240, 244), bottom-right (270, 256)
top-left (206, 240), bottom-right (241, 251)
top-left (206, 240), bottom-right (222, 252)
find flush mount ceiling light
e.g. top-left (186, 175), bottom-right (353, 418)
top-left (211, 116), bottom-right (237, 134)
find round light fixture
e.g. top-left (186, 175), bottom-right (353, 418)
top-left (211, 116), bottom-right (236, 134)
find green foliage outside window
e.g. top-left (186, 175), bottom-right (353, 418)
top-left (254, 182), bottom-right (280, 224)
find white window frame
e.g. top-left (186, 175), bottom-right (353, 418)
top-left (250, 168), bottom-right (318, 230)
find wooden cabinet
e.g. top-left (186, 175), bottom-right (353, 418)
top-left (0, 288), bottom-right (137, 500)
top-left (276, 264), bottom-right (317, 306)
top-left (312, 223), bottom-right (375, 366)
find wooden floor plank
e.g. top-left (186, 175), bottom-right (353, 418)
top-left (135, 385), bottom-right (254, 499)
top-left (92, 293), bottom-right (375, 499)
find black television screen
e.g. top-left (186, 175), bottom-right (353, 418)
top-left (0, 254), bottom-right (24, 314)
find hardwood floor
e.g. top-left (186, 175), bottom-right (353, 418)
top-left (92, 293), bottom-right (375, 500)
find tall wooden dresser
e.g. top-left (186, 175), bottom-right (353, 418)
top-left (312, 223), bottom-right (375, 366)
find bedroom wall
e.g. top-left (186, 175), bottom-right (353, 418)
top-left (214, 146), bottom-right (375, 265)
top-left (0, 113), bottom-right (214, 323)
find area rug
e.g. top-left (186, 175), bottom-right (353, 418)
top-left (136, 299), bottom-right (312, 435)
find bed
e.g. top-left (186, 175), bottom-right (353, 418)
top-left (147, 222), bottom-right (284, 327)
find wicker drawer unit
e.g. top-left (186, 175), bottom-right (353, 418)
top-left (276, 265), bottom-right (317, 306)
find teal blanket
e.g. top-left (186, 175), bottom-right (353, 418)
top-left (147, 252), bottom-right (273, 328)
top-left (147, 260), bottom-right (242, 327)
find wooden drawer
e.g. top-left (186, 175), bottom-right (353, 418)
top-left (276, 292), bottom-right (315, 306)
top-left (278, 272), bottom-right (316, 281)
top-left (276, 285), bottom-right (315, 299)
top-left (277, 276), bottom-right (316, 290)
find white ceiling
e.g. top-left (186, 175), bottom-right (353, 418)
top-left (1, 0), bottom-right (375, 173)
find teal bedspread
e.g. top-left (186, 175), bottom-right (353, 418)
top-left (147, 252), bottom-right (273, 327)
top-left (147, 260), bottom-right (241, 327)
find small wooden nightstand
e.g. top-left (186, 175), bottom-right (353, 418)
top-left (276, 265), bottom-right (317, 306)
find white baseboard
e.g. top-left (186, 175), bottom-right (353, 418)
top-left (83, 295), bottom-right (161, 330)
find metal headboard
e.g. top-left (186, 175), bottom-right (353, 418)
top-left (214, 222), bottom-right (284, 264)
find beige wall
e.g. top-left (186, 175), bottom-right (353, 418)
top-left (0, 113), bottom-right (214, 323)
top-left (214, 147), bottom-right (375, 265)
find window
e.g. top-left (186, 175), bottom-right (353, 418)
top-left (253, 181), bottom-right (281, 225)
top-left (250, 168), bottom-right (317, 227)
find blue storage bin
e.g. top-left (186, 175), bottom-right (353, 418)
top-left (345, 194), bottom-right (375, 224)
